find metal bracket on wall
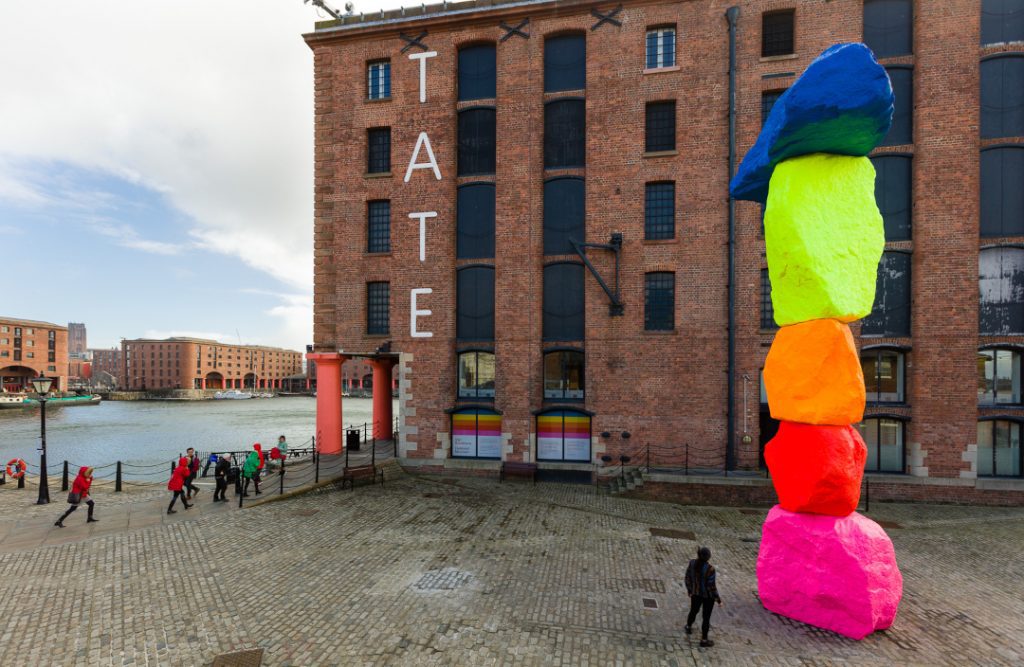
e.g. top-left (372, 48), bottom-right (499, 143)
top-left (499, 18), bottom-right (530, 42)
top-left (570, 233), bottom-right (624, 316)
top-left (399, 31), bottom-right (429, 53)
top-left (590, 5), bottom-right (623, 31)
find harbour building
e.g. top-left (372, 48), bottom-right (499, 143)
top-left (304, 0), bottom-right (1024, 503)
top-left (0, 317), bottom-right (69, 392)
top-left (121, 338), bottom-right (303, 391)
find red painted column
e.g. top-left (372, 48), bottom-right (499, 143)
top-left (201, 378), bottom-right (206, 390)
top-left (370, 358), bottom-right (397, 441)
top-left (307, 353), bottom-right (347, 455)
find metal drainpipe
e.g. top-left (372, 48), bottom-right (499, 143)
top-left (725, 6), bottom-right (740, 473)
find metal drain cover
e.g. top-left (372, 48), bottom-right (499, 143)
top-left (642, 598), bottom-right (659, 609)
top-left (414, 568), bottom-right (473, 591)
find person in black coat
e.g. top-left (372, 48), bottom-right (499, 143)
top-left (685, 546), bottom-right (723, 647)
top-left (213, 453), bottom-right (231, 502)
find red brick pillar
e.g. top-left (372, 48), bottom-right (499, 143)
top-left (307, 353), bottom-right (347, 455)
top-left (370, 358), bottom-right (397, 441)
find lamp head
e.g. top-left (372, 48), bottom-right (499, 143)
top-left (31, 375), bottom-right (53, 395)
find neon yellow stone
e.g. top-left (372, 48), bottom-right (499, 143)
top-left (764, 153), bottom-right (885, 326)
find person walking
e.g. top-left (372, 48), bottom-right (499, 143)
top-left (167, 456), bottom-right (193, 514)
top-left (184, 447), bottom-right (201, 499)
top-left (242, 445), bottom-right (261, 497)
top-left (685, 546), bottom-right (723, 647)
top-left (54, 466), bottom-right (97, 527)
top-left (213, 453), bottom-right (231, 502)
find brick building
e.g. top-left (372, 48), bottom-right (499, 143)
top-left (0, 317), bottom-right (68, 392)
top-left (304, 0), bottom-right (1024, 499)
top-left (121, 338), bottom-right (303, 391)
top-left (89, 347), bottom-right (123, 387)
top-left (67, 322), bottom-right (87, 359)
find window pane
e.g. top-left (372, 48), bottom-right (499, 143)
top-left (998, 421), bottom-right (1022, 475)
top-left (456, 266), bottom-right (495, 341)
top-left (863, 353), bottom-right (880, 398)
top-left (881, 68), bottom-right (913, 146)
top-left (645, 29), bottom-right (675, 68)
top-left (862, 252), bottom-right (912, 337)
top-left (761, 269), bottom-right (778, 330)
top-left (644, 272), bottom-right (675, 331)
top-left (870, 156), bottom-right (912, 241)
top-left (458, 353), bottom-right (477, 398)
top-left (543, 264), bottom-right (585, 341)
top-left (762, 10), bottom-right (794, 57)
top-left (982, 0), bottom-right (1024, 45)
top-left (477, 352), bottom-right (495, 397)
top-left (980, 247), bottom-right (1024, 335)
top-left (863, 0), bottom-right (913, 58)
top-left (876, 351), bottom-right (903, 402)
top-left (980, 147), bottom-right (1024, 237)
top-left (537, 410), bottom-right (591, 462)
top-left (458, 108), bottom-right (496, 176)
top-left (761, 90), bottom-right (784, 127)
top-left (367, 61), bottom-right (391, 99)
top-left (544, 34), bottom-right (586, 92)
top-left (644, 182), bottom-right (675, 240)
top-left (977, 421), bottom-right (995, 476)
top-left (982, 57), bottom-right (1024, 139)
top-left (457, 184), bottom-right (496, 259)
top-left (543, 352), bottom-right (564, 398)
top-left (878, 419), bottom-right (903, 472)
top-left (367, 200), bottom-right (390, 253)
top-left (645, 102), bottom-right (676, 152)
top-left (367, 128), bottom-right (391, 173)
top-left (543, 178), bottom-right (585, 255)
top-left (995, 349), bottom-right (1021, 403)
top-left (978, 350), bottom-right (996, 404)
top-left (367, 282), bottom-right (389, 335)
top-left (458, 45), bottom-right (496, 101)
top-left (544, 100), bottom-right (586, 168)
top-left (860, 420), bottom-right (879, 471)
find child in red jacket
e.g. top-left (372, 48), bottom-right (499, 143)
top-left (167, 457), bottom-right (193, 514)
top-left (55, 466), bottom-right (97, 527)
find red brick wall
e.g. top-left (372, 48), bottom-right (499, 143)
top-left (121, 340), bottom-right (303, 390)
top-left (0, 318), bottom-right (68, 391)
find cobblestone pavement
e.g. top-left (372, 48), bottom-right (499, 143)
top-left (0, 472), bottom-right (1021, 666)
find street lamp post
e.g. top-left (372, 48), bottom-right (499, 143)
top-left (31, 375), bottom-right (54, 504)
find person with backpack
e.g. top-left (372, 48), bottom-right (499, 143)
top-left (54, 466), bottom-right (97, 527)
top-left (213, 453), bottom-right (231, 502)
top-left (184, 447), bottom-right (201, 499)
top-left (167, 456), bottom-right (193, 514)
top-left (684, 546), bottom-right (723, 647)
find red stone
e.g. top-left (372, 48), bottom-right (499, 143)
top-left (765, 422), bottom-right (867, 516)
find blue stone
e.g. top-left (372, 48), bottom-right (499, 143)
top-left (729, 43), bottom-right (895, 204)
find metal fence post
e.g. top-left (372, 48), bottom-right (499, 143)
top-left (171, 460), bottom-right (175, 477)
top-left (315, 449), bottom-right (321, 484)
top-left (646, 445), bottom-right (650, 473)
top-left (279, 457), bottom-right (285, 495)
top-left (685, 443), bottom-right (689, 475)
top-left (62, 460), bottom-right (69, 491)
top-left (115, 461), bottom-right (123, 492)
top-left (345, 440), bottom-right (350, 468)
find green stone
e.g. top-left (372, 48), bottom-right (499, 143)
top-left (765, 153), bottom-right (885, 326)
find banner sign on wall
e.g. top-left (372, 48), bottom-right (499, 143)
top-left (452, 409), bottom-right (502, 459)
top-left (537, 411), bottom-right (591, 462)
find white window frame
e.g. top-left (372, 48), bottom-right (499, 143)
top-left (646, 28), bottom-right (676, 69)
top-left (367, 60), bottom-right (391, 100)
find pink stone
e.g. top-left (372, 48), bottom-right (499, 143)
top-left (757, 506), bottom-right (903, 640)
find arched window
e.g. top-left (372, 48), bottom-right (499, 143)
top-left (977, 419), bottom-right (1023, 477)
top-left (543, 178), bottom-right (585, 255)
top-left (982, 0), bottom-right (1024, 46)
top-left (543, 349), bottom-right (584, 400)
top-left (880, 67), bottom-right (913, 146)
top-left (543, 264), bottom-right (585, 341)
top-left (451, 408), bottom-right (502, 459)
top-left (544, 100), bottom-right (586, 169)
top-left (862, 251), bottom-right (912, 337)
top-left (977, 348), bottom-right (1022, 404)
top-left (457, 107), bottom-right (496, 176)
top-left (536, 409), bottom-right (591, 461)
top-left (861, 348), bottom-right (906, 403)
top-left (544, 33), bottom-right (586, 92)
top-left (859, 418), bottom-right (905, 473)
top-left (981, 55), bottom-right (1024, 140)
top-left (981, 146), bottom-right (1024, 237)
top-left (457, 183), bottom-right (495, 259)
top-left (980, 246), bottom-right (1024, 335)
top-left (863, 0), bottom-right (913, 58)
top-left (458, 350), bottom-right (495, 399)
top-left (456, 266), bottom-right (495, 341)
top-left (458, 44), bottom-right (496, 101)
top-left (870, 155), bottom-right (912, 241)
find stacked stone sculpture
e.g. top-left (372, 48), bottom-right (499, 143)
top-left (730, 43), bottom-right (903, 640)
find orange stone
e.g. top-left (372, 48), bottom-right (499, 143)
top-left (765, 422), bottom-right (867, 516)
top-left (764, 319), bottom-right (865, 425)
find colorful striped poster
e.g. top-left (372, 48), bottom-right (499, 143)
top-left (537, 411), bottom-right (591, 461)
top-left (452, 410), bottom-right (502, 458)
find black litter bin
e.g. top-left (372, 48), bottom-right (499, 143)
top-left (346, 429), bottom-right (361, 451)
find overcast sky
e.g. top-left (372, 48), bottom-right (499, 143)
top-left (0, 0), bottom-right (401, 351)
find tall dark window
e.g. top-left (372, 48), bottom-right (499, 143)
top-left (367, 200), bottom-right (391, 253)
top-left (981, 56), bottom-right (1024, 140)
top-left (862, 0), bottom-right (913, 58)
top-left (977, 419), bottom-right (1022, 477)
top-left (880, 67), bottom-right (912, 146)
top-left (645, 27), bottom-right (676, 69)
top-left (645, 101), bottom-right (676, 152)
top-left (367, 128), bottom-right (391, 173)
top-left (761, 90), bottom-right (784, 126)
top-left (761, 269), bottom-right (778, 330)
top-left (544, 99), bottom-right (586, 168)
top-left (543, 263), bottom-right (585, 341)
top-left (458, 44), bottom-right (497, 101)
top-left (981, 147), bottom-right (1024, 237)
top-left (544, 178), bottom-right (585, 255)
top-left (978, 348), bottom-right (1022, 405)
top-left (859, 418), bottom-right (905, 473)
top-left (366, 282), bottom-right (389, 335)
top-left (543, 350), bottom-right (585, 400)
top-left (544, 34), bottom-right (586, 92)
top-left (761, 10), bottom-right (795, 57)
top-left (862, 349), bottom-right (905, 403)
top-left (458, 351), bottom-right (496, 399)
top-left (980, 247), bottom-right (1024, 335)
top-left (456, 266), bottom-right (495, 341)
top-left (982, 0), bottom-right (1024, 46)
top-left (862, 251), bottom-right (911, 337)
top-left (458, 108), bottom-right (496, 176)
top-left (644, 272), bottom-right (675, 331)
top-left (457, 183), bottom-right (495, 259)
top-left (367, 60), bottom-right (391, 100)
top-left (644, 182), bottom-right (675, 240)
top-left (870, 155), bottom-right (912, 241)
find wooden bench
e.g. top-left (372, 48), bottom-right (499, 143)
top-left (500, 461), bottom-right (537, 484)
top-left (340, 465), bottom-right (383, 490)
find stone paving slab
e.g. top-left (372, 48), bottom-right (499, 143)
top-left (0, 473), bottom-right (1021, 665)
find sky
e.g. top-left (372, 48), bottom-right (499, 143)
top-left (0, 0), bottom-right (401, 352)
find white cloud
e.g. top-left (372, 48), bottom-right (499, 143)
top-left (85, 218), bottom-right (184, 256)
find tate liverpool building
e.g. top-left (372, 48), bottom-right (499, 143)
top-left (304, 0), bottom-right (1024, 502)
